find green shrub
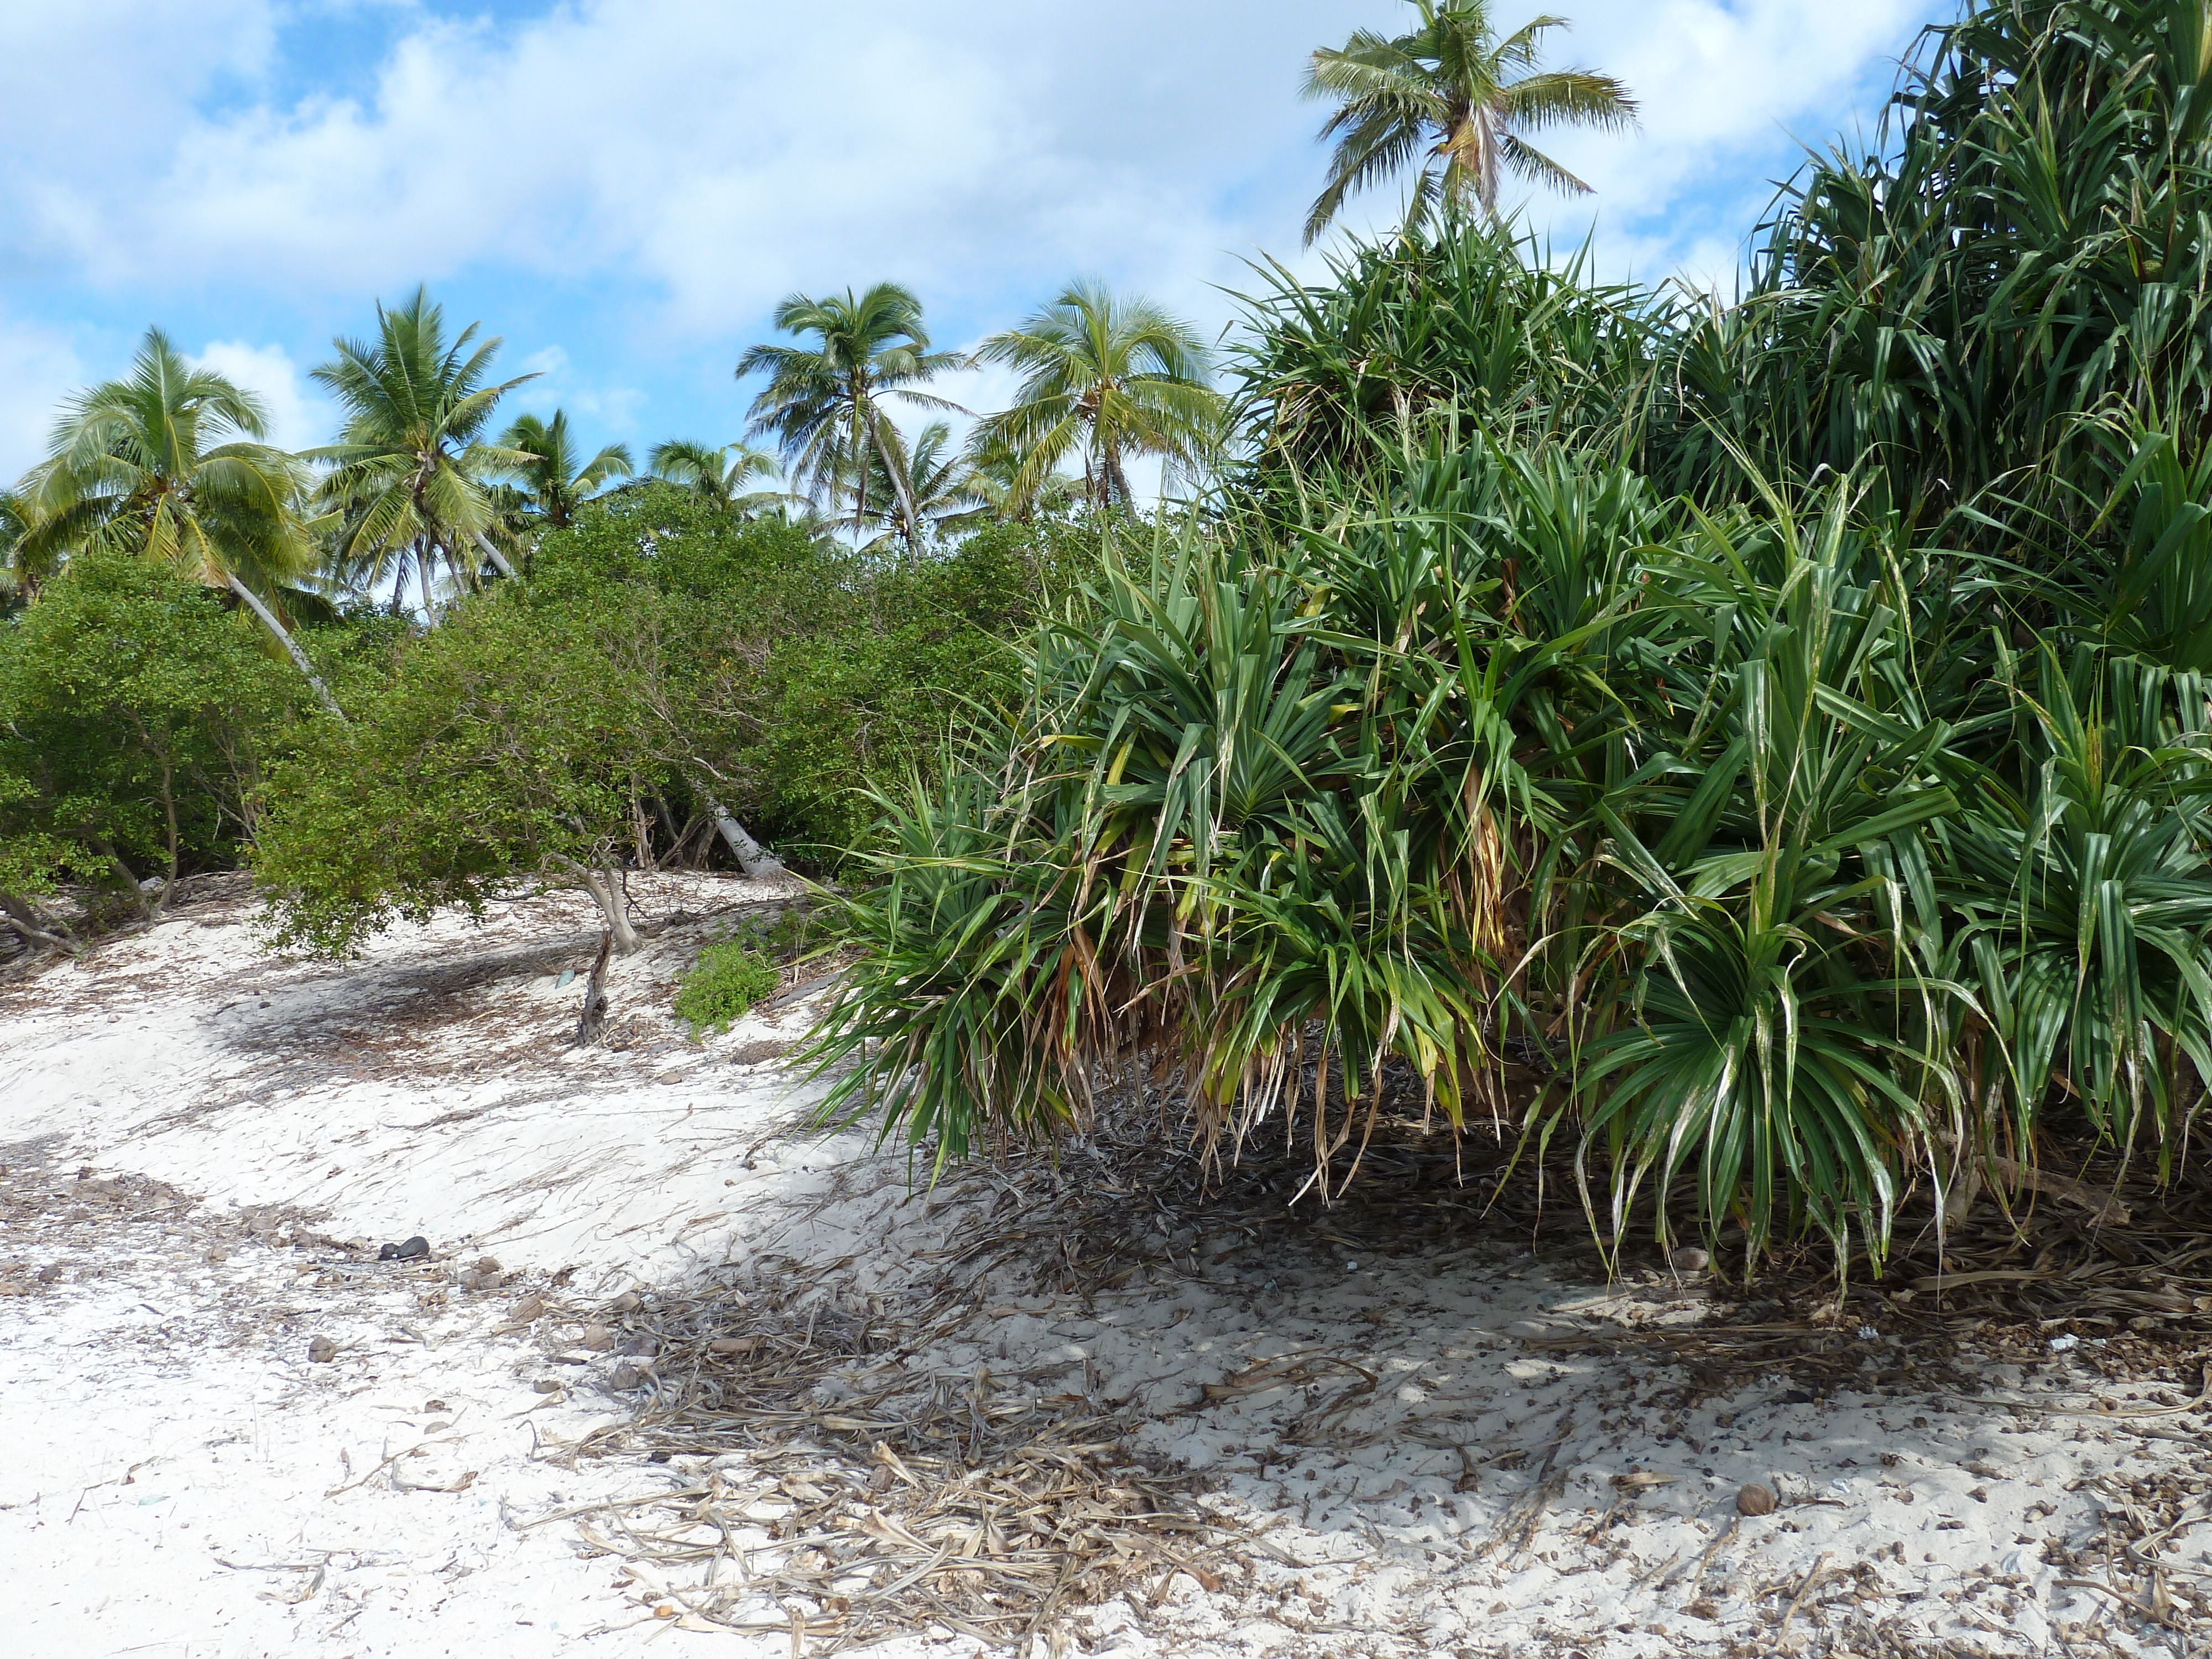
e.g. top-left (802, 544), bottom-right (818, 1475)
top-left (674, 939), bottom-right (781, 1035)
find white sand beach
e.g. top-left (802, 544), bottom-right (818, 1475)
top-left (3, 875), bottom-right (2205, 1657)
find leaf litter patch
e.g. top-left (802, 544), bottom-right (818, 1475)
top-left (526, 1107), bottom-right (2212, 1655)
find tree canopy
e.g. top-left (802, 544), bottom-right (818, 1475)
top-left (1302, 0), bottom-right (1636, 242)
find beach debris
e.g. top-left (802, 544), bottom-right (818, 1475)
top-left (35, 1263), bottom-right (61, 1283)
top-left (606, 1362), bottom-right (645, 1390)
top-left (508, 1295), bottom-right (546, 1323)
top-left (533, 1379), bottom-right (562, 1395)
top-left (582, 1323), bottom-right (618, 1352)
top-left (377, 1235), bottom-right (430, 1261)
top-left (1737, 1481), bottom-right (1777, 1516)
top-left (307, 1335), bottom-right (337, 1363)
top-left (608, 1290), bottom-right (641, 1314)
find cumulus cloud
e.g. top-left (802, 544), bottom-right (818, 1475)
top-left (14, 0), bottom-right (1370, 336)
top-left (0, 317), bottom-right (84, 473)
top-left (507, 345), bottom-right (646, 436)
top-left (191, 340), bottom-right (336, 453)
top-left (0, 0), bottom-right (1937, 481)
top-left (1522, 0), bottom-right (1927, 284)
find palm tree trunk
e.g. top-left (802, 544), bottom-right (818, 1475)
top-left (1107, 441), bottom-right (1133, 509)
top-left (687, 775), bottom-right (785, 878)
top-left (226, 572), bottom-right (345, 720)
top-left (863, 401), bottom-right (926, 549)
top-left (473, 531), bottom-right (518, 581)
top-left (418, 543), bottom-right (436, 622)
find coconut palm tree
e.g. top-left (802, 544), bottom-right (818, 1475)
top-left (970, 280), bottom-right (1223, 512)
top-left (736, 284), bottom-right (964, 536)
top-left (310, 287), bottom-right (536, 617)
top-left (962, 432), bottom-right (1082, 524)
top-left (851, 421), bottom-right (987, 550)
top-left (1302, 0), bottom-right (1637, 243)
top-left (0, 489), bottom-right (44, 605)
top-left (14, 327), bottom-right (337, 709)
top-left (647, 438), bottom-right (791, 515)
top-left (498, 410), bottom-right (633, 530)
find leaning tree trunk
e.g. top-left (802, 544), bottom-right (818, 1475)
top-left (863, 401), bottom-right (926, 551)
top-left (472, 531), bottom-right (517, 581)
top-left (226, 574), bottom-right (345, 720)
top-left (0, 891), bottom-right (75, 954)
top-left (554, 854), bottom-right (641, 954)
top-left (573, 931), bottom-right (614, 1046)
top-left (683, 777), bottom-right (784, 878)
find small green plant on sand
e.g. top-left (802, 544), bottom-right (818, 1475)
top-left (674, 938), bottom-right (780, 1036)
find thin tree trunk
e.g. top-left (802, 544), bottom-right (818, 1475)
top-left (226, 573), bottom-right (345, 720)
top-left (419, 544), bottom-right (436, 623)
top-left (0, 892), bottom-right (74, 953)
top-left (573, 931), bottom-right (613, 1046)
top-left (686, 777), bottom-right (784, 878)
top-left (552, 854), bottom-right (641, 954)
top-left (864, 401), bottom-right (926, 550)
top-left (93, 839), bottom-right (153, 921)
top-left (156, 755), bottom-right (180, 913)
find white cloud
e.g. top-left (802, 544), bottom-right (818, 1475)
top-left (508, 345), bottom-right (646, 435)
top-left (191, 339), bottom-right (336, 453)
top-left (0, 0), bottom-right (1935, 486)
top-left (0, 317), bottom-right (84, 476)
top-left (0, 2), bottom-right (1933, 314)
top-left (3, 1), bottom-right (1386, 332)
top-left (1516, 0), bottom-right (1929, 284)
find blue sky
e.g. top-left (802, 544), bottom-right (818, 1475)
top-left (0, 0), bottom-right (1947, 483)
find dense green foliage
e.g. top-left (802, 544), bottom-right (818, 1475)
top-left (815, 0), bottom-right (2212, 1272)
top-left (0, 559), bottom-right (302, 932)
top-left (0, 217), bottom-right (1200, 966)
top-left (674, 938), bottom-right (783, 1036)
top-left (248, 484), bottom-right (1108, 953)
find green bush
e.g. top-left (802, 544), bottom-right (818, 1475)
top-left (674, 938), bottom-right (781, 1035)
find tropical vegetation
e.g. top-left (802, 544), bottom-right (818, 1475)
top-left (11, 0), bottom-right (2204, 1282)
top-left (812, 0), bottom-right (2212, 1277)
top-left (1302, 0), bottom-right (1636, 241)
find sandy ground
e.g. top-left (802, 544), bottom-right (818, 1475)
top-left (3, 874), bottom-right (2209, 1658)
